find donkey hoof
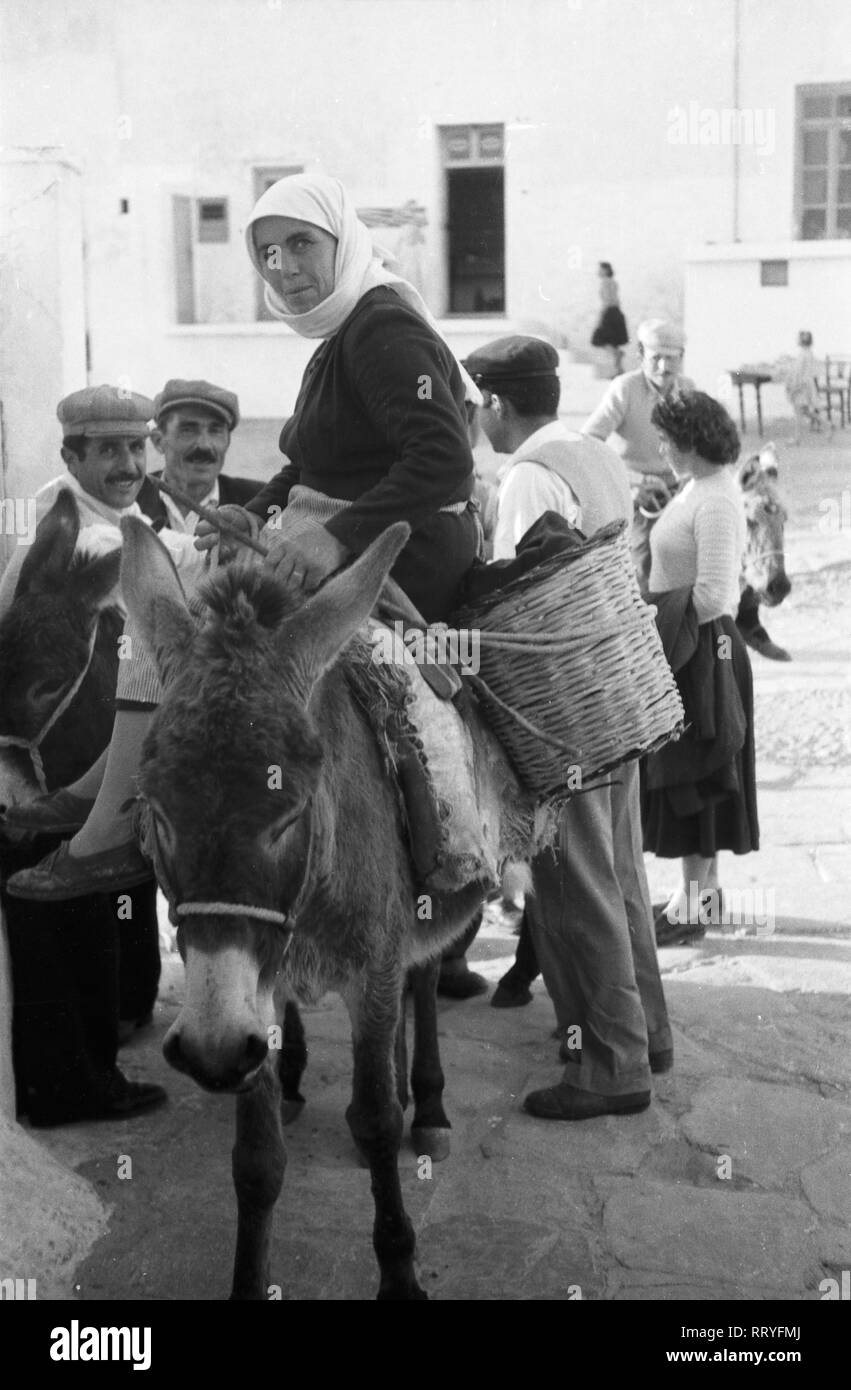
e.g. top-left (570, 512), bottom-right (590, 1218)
top-left (280, 1096), bottom-right (305, 1126)
top-left (411, 1126), bottom-right (451, 1163)
top-left (377, 1284), bottom-right (429, 1301)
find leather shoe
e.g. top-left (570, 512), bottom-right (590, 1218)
top-left (5, 840), bottom-right (153, 900)
top-left (1, 789), bottom-right (95, 835)
top-left (654, 901), bottom-right (709, 948)
top-left (437, 964), bottom-right (489, 999)
top-left (523, 1081), bottom-right (651, 1121)
top-left (28, 1068), bottom-right (167, 1127)
top-left (490, 967), bottom-right (534, 1008)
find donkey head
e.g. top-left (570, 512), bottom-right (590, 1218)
top-left (738, 448), bottom-right (791, 607)
top-left (0, 490), bottom-right (122, 773)
top-left (120, 517), bottom-right (409, 1091)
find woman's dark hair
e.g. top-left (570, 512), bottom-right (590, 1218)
top-left (651, 390), bottom-right (740, 465)
top-left (798, 329), bottom-right (813, 348)
top-left (598, 261), bottom-right (614, 276)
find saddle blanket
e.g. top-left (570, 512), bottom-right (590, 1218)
top-left (349, 619), bottom-right (551, 895)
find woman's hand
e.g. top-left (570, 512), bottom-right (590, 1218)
top-left (194, 505), bottom-right (257, 560)
top-left (263, 527), bottom-right (349, 593)
top-left (635, 478), bottom-right (673, 515)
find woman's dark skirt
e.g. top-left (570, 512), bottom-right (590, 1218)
top-left (642, 614), bottom-right (759, 858)
top-left (592, 306), bottom-right (629, 349)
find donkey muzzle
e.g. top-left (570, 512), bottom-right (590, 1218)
top-left (164, 944), bottom-right (274, 1091)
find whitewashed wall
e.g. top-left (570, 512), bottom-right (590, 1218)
top-left (1, 0), bottom-right (849, 472)
top-left (685, 242), bottom-right (851, 403)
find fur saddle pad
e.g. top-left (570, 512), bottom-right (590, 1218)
top-left (346, 619), bottom-right (551, 896)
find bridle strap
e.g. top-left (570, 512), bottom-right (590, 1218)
top-left (0, 624), bottom-right (99, 793)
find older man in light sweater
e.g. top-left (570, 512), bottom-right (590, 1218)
top-left (582, 318), bottom-right (690, 595)
top-left (464, 335), bottom-right (673, 1121)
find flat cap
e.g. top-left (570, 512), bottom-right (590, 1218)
top-left (153, 379), bottom-right (240, 430)
top-left (57, 384), bottom-right (155, 438)
top-left (462, 335), bottom-right (559, 386)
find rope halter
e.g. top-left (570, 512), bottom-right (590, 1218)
top-left (172, 901), bottom-right (295, 955)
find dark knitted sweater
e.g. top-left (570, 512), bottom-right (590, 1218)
top-left (245, 287), bottom-right (474, 554)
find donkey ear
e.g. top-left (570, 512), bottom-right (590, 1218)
top-left (69, 548), bottom-right (123, 614)
top-left (737, 455), bottom-right (761, 491)
top-left (283, 522), bottom-right (411, 692)
top-left (14, 487), bottom-right (80, 598)
top-left (119, 517), bottom-right (195, 683)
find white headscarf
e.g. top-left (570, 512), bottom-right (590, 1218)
top-left (244, 172), bottom-right (482, 402)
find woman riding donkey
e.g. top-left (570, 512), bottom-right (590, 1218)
top-left (4, 174), bottom-right (483, 915)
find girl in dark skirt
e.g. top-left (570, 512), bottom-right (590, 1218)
top-left (591, 261), bottom-right (629, 375)
top-left (642, 391), bottom-right (759, 944)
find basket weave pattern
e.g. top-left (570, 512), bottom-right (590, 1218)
top-left (457, 521), bottom-right (685, 799)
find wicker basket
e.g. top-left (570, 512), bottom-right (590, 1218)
top-left (456, 520), bottom-right (684, 800)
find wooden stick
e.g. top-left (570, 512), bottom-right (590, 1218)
top-left (148, 475), bottom-right (270, 557)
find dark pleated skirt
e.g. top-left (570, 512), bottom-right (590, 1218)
top-left (591, 306), bottom-right (629, 348)
top-left (642, 615), bottom-right (759, 858)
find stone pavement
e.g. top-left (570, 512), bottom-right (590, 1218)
top-left (7, 427), bottom-right (851, 1302)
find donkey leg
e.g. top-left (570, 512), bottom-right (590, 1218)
top-left (278, 997), bottom-right (308, 1125)
top-left (395, 978), bottom-right (410, 1111)
top-left (343, 980), bottom-right (426, 1301)
top-left (230, 1062), bottom-right (286, 1301)
top-left (409, 958), bottom-right (451, 1163)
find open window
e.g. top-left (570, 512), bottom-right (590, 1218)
top-left (441, 125), bottom-right (505, 314)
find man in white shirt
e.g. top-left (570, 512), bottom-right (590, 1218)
top-left (463, 335), bottom-right (673, 1121)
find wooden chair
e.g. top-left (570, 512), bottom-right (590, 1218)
top-left (817, 357), bottom-right (849, 428)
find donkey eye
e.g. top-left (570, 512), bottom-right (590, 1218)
top-left (30, 677), bottom-right (68, 701)
top-left (264, 807), bottom-right (303, 849)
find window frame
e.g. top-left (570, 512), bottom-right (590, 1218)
top-left (795, 83), bottom-right (851, 240)
top-left (439, 123), bottom-right (506, 317)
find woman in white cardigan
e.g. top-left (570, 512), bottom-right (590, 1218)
top-left (643, 391), bottom-right (759, 944)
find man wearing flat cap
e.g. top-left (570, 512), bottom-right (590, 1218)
top-left (137, 379), bottom-right (262, 536)
top-left (0, 384), bottom-right (154, 619)
top-left (0, 384), bottom-right (172, 1124)
top-left (463, 334), bottom-right (672, 1122)
top-left (582, 318), bottom-right (691, 593)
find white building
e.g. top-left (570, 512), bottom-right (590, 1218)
top-left (1, 0), bottom-right (849, 532)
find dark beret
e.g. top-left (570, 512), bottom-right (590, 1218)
top-left (462, 335), bottom-right (559, 387)
top-left (153, 379), bottom-right (240, 430)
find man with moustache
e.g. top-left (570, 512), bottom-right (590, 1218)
top-left (0, 386), bottom-right (168, 1123)
top-left (0, 385), bottom-right (155, 618)
top-left (137, 379), bottom-right (261, 535)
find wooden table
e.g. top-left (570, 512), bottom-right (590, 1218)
top-left (728, 369), bottom-right (774, 436)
